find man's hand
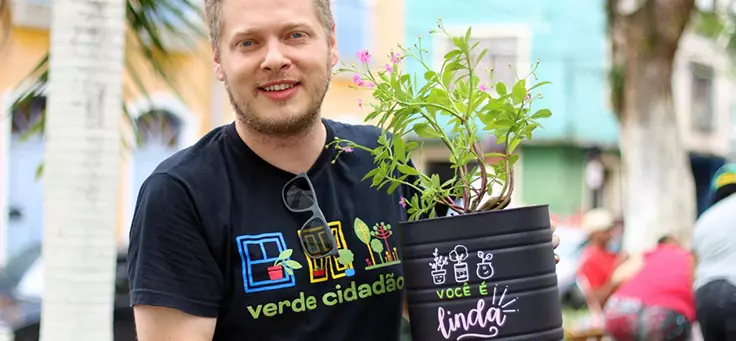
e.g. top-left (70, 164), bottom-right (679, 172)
top-left (552, 219), bottom-right (560, 264)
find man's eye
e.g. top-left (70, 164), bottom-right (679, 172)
top-left (291, 32), bottom-right (305, 39)
top-left (240, 40), bottom-right (253, 47)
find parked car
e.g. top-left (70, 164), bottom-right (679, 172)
top-left (0, 244), bottom-right (135, 341)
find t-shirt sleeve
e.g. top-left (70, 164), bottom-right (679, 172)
top-left (127, 173), bottom-right (223, 318)
top-left (577, 248), bottom-right (615, 290)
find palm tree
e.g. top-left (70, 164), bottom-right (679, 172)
top-left (1, 1), bottom-right (206, 340)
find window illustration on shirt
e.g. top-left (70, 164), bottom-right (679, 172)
top-left (236, 232), bottom-right (296, 293)
top-left (298, 221), bottom-right (356, 283)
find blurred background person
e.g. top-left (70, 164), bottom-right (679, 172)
top-left (577, 208), bottom-right (627, 308)
top-left (692, 163), bottom-right (736, 341)
top-left (603, 235), bottom-right (695, 341)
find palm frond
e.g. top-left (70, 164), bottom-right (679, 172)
top-left (9, 0), bottom-right (207, 145)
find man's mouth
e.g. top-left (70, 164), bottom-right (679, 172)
top-left (258, 81), bottom-right (301, 100)
top-left (259, 81), bottom-right (300, 92)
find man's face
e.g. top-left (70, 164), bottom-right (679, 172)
top-left (213, 0), bottom-right (339, 137)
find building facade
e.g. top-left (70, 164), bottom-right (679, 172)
top-left (401, 0), bottom-right (733, 220)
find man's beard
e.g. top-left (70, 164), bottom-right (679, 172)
top-left (225, 67), bottom-right (332, 138)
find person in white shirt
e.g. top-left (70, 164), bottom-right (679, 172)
top-left (691, 163), bottom-right (736, 341)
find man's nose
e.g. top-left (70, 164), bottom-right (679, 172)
top-left (261, 40), bottom-right (291, 72)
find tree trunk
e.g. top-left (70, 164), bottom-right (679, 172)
top-left (608, 0), bottom-right (697, 253)
top-left (40, 0), bottom-right (126, 340)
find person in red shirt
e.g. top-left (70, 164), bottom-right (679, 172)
top-left (603, 235), bottom-right (695, 341)
top-left (577, 208), bottom-right (626, 307)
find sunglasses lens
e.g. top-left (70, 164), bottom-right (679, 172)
top-left (284, 177), bottom-right (314, 211)
top-left (300, 218), bottom-right (336, 258)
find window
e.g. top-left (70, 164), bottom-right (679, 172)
top-left (691, 62), bottom-right (715, 133)
top-left (135, 109), bottom-right (182, 148)
top-left (437, 36), bottom-right (520, 95)
top-left (236, 232), bottom-right (296, 293)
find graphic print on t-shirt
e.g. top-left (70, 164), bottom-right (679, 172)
top-left (236, 216), bottom-right (406, 321)
top-left (298, 221), bottom-right (356, 283)
top-left (235, 217), bottom-right (404, 291)
top-left (353, 217), bottom-right (402, 270)
top-left (236, 232), bottom-right (301, 293)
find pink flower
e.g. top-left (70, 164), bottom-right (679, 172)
top-left (399, 197), bottom-right (407, 208)
top-left (358, 98), bottom-right (363, 107)
top-left (479, 84), bottom-right (489, 92)
top-left (366, 82), bottom-right (376, 88)
top-left (357, 49), bottom-right (371, 63)
top-left (343, 147), bottom-right (354, 153)
top-left (391, 52), bottom-right (401, 64)
top-left (449, 84), bottom-right (455, 91)
top-left (352, 73), bottom-right (365, 87)
top-left (385, 64), bottom-right (393, 73)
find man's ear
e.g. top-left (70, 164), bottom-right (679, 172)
top-left (329, 22), bottom-right (339, 68)
top-left (212, 43), bottom-right (225, 81)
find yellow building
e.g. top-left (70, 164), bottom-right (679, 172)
top-left (0, 0), bottom-right (405, 263)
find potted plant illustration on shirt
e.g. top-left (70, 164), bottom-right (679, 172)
top-left (312, 263), bottom-right (326, 278)
top-left (269, 249), bottom-right (302, 281)
top-left (328, 17), bottom-right (563, 341)
top-left (337, 249), bottom-right (356, 277)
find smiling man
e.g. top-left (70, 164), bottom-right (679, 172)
top-left (126, 0), bottom-right (560, 340)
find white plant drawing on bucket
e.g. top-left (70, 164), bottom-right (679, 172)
top-left (476, 251), bottom-right (495, 280)
top-left (449, 245), bottom-right (469, 283)
top-left (429, 248), bottom-right (449, 285)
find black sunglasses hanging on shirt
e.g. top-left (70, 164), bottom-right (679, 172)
top-left (282, 172), bottom-right (339, 259)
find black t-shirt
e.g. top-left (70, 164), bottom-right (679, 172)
top-left (127, 119), bottom-right (412, 341)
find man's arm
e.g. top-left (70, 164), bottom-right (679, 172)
top-left (134, 305), bottom-right (216, 341)
top-left (127, 173), bottom-right (224, 341)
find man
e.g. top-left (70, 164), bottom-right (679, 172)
top-left (126, 0), bottom-right (561, 340)
top-left (692, 163), bottom-right (736, 341)
top-left (577, 208), bottom-right (625, 307)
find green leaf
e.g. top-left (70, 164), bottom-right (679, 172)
top-left (284, 267), bottom-right (294, 276)
top-left (496, 82), bottom-right (507, 96)
top-left (397, 164), bottom-right (419, 175)
top-left (494, 119), bottom-right (514, 129)
top-left (413, 123), bottom-right (443, 139)
top-left (444, 50), bottom-right (462, 61)
top-left (285, 260), bottom-right (302, 270)
top-left (279, 249), bottom-right (293, 260)
top-left (512, 79), bottom-right (527, 104)
top-left (392, 135), bottom-right (406, 162)
top-left (483, 152), bottom-right (506, 158)
top-left (531, 109), bottom-right (552, 119)
top-left (508, 136), bottom-right (522, 153)
top-left (387, 176), bottom-right (405, 194)
top-left (529, 81), bottom-right (551, 92)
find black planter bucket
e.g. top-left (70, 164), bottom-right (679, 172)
top-left (398, 205), bottom-right (564, 341)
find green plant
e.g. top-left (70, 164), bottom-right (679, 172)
top-left (328, 17), bottom-right (552, 221)
top-left (273, 249), bottom-right (303, 275)
top-left (337, 249), bottom-right (355, 267)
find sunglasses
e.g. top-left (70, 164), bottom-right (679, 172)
top-left (282, 173), bottom-right (339, 259)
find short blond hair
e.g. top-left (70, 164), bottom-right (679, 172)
top-left (205, 0), bottom-right (334, 50)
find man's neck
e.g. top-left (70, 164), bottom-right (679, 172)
top-left (235, 119), bottom-right (327, 175)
